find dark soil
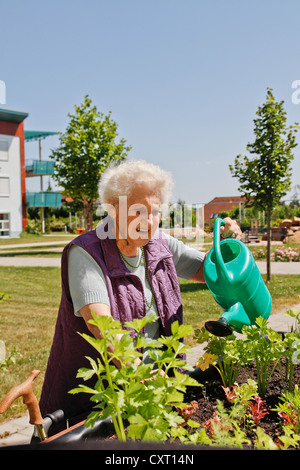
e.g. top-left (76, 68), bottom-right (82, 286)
top-left (103, 359), bottom-right (299, 450)
top-left (184, 358), bottom-right (300, 448)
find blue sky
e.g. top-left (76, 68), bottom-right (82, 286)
top-left (1, 0), bottom-right (300, 205)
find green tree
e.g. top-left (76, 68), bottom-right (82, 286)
top-left (50, 95), bottom-right (131, 231)
top-left (230, 88), bottom-right (298, 280)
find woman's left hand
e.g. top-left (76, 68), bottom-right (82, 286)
top-left (221, 217), bottom-right (242, 240)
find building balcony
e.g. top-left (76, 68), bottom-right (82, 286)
top-left (25, 159), bottom-right (55, 176)
top-left (26, 191), bottom-right (61, 208)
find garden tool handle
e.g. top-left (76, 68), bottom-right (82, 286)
top-left (0, 369), bottom-right (45, 426)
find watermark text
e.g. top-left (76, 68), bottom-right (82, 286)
top-left (96, 198), bottom-right (205, 243)
top-left (291, 80), bottom-right (300, 104)
top-left (0, 80), bottom-right (6, 105)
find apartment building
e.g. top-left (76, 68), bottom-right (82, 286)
top-left (0, 107), bottom-right (28, 237)
top-left (0, 107), bottom-right (61, 237)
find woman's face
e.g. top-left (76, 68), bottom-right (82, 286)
top-left (114, 183), bottom-right (162, 248)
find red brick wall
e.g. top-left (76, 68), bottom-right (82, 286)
top-left (204, 197), bottom-right (245, 223)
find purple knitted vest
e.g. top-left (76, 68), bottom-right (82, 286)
top-left (39, 227), bottom-right (183, 427)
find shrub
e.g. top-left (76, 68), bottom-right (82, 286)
top-left (271, 247), bottom-right (300, 262)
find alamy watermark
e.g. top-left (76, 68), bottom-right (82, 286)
top-left (292, 339), bottom-right (300, 365)
top-left (96, 198), bottom-right (205, 243)
top-left (0, 80), bottom-right (6, 105)
top-left (291, 80), bottom-right (300, 104)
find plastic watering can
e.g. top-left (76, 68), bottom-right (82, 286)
top-left (203, 218), bottom-right (272, 336)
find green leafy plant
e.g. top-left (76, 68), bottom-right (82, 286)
top-left (274, 387), bottom-right (300, 451)
top-left (196, 314), bottom-right (299, 398)
top-left (284, 308), bottom-right (300, 332)
top-left (274, 385), bottom-right (300, 435)
top-left (0, 293), bottom-right (9, 303)
top-left (69, 311), bottom-right (300, 447)
top-left (70, 312), bottom-right (201, 442)
top-left (169, 401), bottom-right (201, 443)
top-left (254, 427), bottom-right (278, 450)
top-left (222, 379), bottom-right (257, 407)
top-left (222, 379), bottom-right (269, 430)
top-left (279, 331), bottom-right (300, 392)
top-left (0, 345), bottom-right (22, 371)
top-left (277, 426), bottom-right (300, 449)
top-left (198, 380), bottom-right (277, 449)
top-left (241, 317), bottom-right (286, 397)
top-left (194, 327), bottom-right (243, 387)
top-left (199, 399), bottom-right (251, 449)
top-left (175, 400), bottom-right (198, 422)
top-left (0, 293), bottom-right (17, 370)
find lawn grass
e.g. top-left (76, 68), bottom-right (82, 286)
top-left (0, 234), bottom-right (75, 246)
top-left (0, 267), bottom-right (61, 424)
top-left (0, 266), bottom-right (300, 425)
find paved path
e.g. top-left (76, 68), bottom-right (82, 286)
top-left (0, 240), bottom-right (70, 250)
top-left (0, 237), bottom-right (299, 273)
top-left (0, 255), bottom-right (299, 274)
top-left (0, 257), bottom-right (62, 267)
top-left (256, 261), bottom-right (300, 275)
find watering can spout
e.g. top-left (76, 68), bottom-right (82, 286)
top-left (205, 317), bottom-right (233, 337)
top-left (205, 301), bottom-right (251, 337)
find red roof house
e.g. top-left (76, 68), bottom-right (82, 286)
top-left (204, 196), bottom-right (246, 224)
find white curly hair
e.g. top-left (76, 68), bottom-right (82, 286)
top-left (98, 159), bottom-right (173, 206)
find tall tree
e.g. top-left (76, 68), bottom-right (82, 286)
top-left (229, 88), bottom-right (298, 281)
top-left (50, 95), bottom-right (131, 231)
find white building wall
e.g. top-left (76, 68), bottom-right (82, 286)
top-left (0, 133), bottom-right (23, 237)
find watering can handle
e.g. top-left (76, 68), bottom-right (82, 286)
top-left (0, 369), bottom-right (45, 426)
top-left (213, 218), bottom-right (231, 283)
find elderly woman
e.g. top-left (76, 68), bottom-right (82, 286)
top-left (39, 160), bottom-right (241, 433)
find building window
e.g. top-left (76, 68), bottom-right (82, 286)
top-left (0, 213), bottom-right (10, 236)
top-left (0, 176), bottom-right (9, 196)
top-left (0, 139), bottom-right (9, 161)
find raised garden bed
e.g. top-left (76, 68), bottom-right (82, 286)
top-left (183, 358), bottom-right (300, 449)
top-left (59, 310), bottom-right (300, 450)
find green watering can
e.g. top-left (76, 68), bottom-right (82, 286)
top-left (203, 218), bottom-right (272, 336)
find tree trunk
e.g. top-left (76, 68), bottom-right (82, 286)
top-left (82, 197), bottom-right (94, 232)
top-left (266, 207), bottom-right (271, 282)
